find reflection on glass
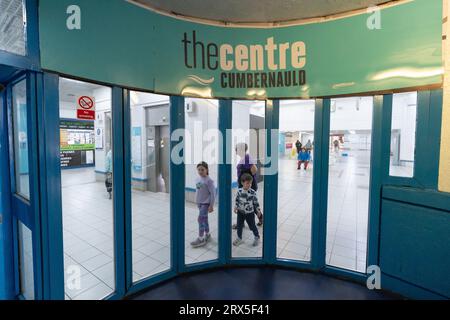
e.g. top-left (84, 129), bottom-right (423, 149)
top-left (184, 98), bottom-right (219, 264)
top-left (59, 78), bottom-right (115, 300)
top-left (130, 91), bottom-right (171, 282)
top-left (277, 100), bottom-right (315, 261)
top-left (12, 79), bottom-right (30, 199)
top-left (389, 92), bottom-right (417, 178)
top-left (231, 101), bottom-right (265, 258)
top-left (18, 222), bottom-right (34, 300)
top-left (326, 97), bottom-right (373, 273)
top-left (0, 0), bottom-right (27, 56)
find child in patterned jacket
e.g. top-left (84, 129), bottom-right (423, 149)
top-left (233, 173), bottom-right (261, 247)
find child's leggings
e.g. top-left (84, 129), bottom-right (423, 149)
top-left (198, 204), bottom-right (210, 238)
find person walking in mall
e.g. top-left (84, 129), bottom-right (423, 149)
top-left (305, 139), bottom-right (313, 151)
top-left (295, 139), bottom-right (302, 154)
top-left (191, 162), bottom-right (216, 248)
top-left (333, 139), bottom-right (340, 153)
top-left (105, 146), bottom-right (113, 199)
top-left (233, 143), bottom-right (263, 229)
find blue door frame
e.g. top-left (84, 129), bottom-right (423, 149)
top-left (0, 71), bottom-right (44, 300)
top-left (1, 65), bottom-right (443, 299)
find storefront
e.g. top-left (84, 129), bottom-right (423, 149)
top-left (0, 0), bottom-right (449, 300)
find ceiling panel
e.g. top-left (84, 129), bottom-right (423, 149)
top-left (131, 0), bottom-right (391, 23)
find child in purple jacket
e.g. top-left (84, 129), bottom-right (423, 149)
top-left (191, 162), bottom-right (216, 248)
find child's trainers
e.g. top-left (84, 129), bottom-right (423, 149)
top-left (191, 238), bottom-right (206, 248)
top-left (252, 236), bottom-right (260, 247)
top-left (233, 238), bottom-right (243, 246)
top-left (205, 234), bottom-right (211, 242)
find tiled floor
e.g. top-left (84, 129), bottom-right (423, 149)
top-left (277, 158), bottom-right (313, 262)
top-left (276, 147), bottom-right (371, 273)
top-left (61, 146), bottom-right (371, 299)
top-left (62, 169), bottom-right (115, 300)
top-left (326, 149), bottom-right (370, 272)
top-left (231, 186), bottom-right (264, 258)
top-left (185, 201), bottom-right (219, 265)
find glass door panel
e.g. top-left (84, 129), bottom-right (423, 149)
top-left (277, 100), bottom-right (315, 262)
top-left (326, 97), bottom-right (373, 273)
top-left (231, 100), bottom-right (265, 259)
top-left (184, 98), bottom-right (219, 265)
top-left (59, 77), bottom-right (115, 300)
top-left (129, 91), bottom-right (171, 282)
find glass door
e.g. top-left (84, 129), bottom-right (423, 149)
top-left (231, 100), bottom-right (266, 259)
top-left (6, 74), bottom-right (40, 299)
top-left (325, 97), bottom-right (374, 273)
top-left (128, 91), bottom-right (172, 283)
top-left (276, 99), bottom-right (315, 262)
top-left (58, 77), bottom-right (116, 300)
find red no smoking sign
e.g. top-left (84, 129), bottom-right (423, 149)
top-left (78, 96), bottom-right (94, 110)
top-left (77, 96), bottom-right (95, 120)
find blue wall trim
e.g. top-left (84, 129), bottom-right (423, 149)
top-left (123, 90), bottom-right (133, 290)
top-left (37, 72), bottom-right (64, 299)
top-left (367, 95), bottom-right (386, 267)
top-left (112, 86), bottom-right (126, 298)
top-left (170, 96), bottom-right (185, 272)
top-left (311, 99), bottom-right (330, 269)
top-left (218, 100), bottom-right (232, 264)
top-left (263, 100), bottom-right (279, 264)
top-left (382, 186), bottom-right (450, 212)
top-left (0, 83), bottom-right (15, 299)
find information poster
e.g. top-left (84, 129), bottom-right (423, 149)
top-left (60, 119), bottom-right (95, 168)
top-left (131, 127), bottom-right (142, 171)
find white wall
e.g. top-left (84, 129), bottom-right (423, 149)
top-left (93, 87), bottom-right (112, 173)
top-left (60, 101), bottom-right (77, 119)
top-left (279, 100), bottom-right (315, 132)
top-left (185, 98), bottom-right (219, 190)
top-left (330, 97), bottom-right (373, 131)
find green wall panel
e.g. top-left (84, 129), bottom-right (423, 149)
top-left (39, 0), bottom-right (442, 98)
top-left (380, 199), bottom-right (450, 298)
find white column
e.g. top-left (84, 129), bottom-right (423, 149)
top-left (439, 0), bottom-right (450, 192)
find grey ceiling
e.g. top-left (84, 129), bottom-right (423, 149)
top-left (131, 0), bottom-right (392, 23)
